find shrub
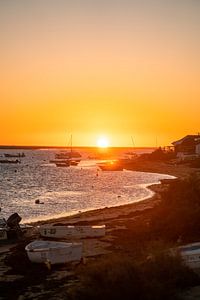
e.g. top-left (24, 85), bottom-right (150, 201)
top-left (68, 253), bottom-right (199, 300)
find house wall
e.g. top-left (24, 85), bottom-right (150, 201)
top-left (175, 144), bottom-right (196, 154)
top-left (196, 144), bottom-right (200, 155)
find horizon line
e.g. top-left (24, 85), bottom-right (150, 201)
top-left (0, 145), bottom-right (157, 150)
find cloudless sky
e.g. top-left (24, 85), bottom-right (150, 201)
top-left (0, 0), bottom-right (200, 147)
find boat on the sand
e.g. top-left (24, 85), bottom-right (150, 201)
top-left (39, 224), bottom-right (106, 239)
top-left (177, 242), bottom-right (200, 269)
top-left (25, 240), bottom-right (82, 264)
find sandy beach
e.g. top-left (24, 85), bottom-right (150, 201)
top-left (0, 161), bottom-right (198, 300)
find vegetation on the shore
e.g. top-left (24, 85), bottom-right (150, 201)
top-left (68, 174), bottom-right (200, 300)
top-left (150, 173), bottom-right (200, 243)
top-left (68, 254), bottom-right (198, 300)
top-left (139, 147), bottom-right (176, 161)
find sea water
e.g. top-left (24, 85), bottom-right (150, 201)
top-left (0, 149), bottom-right (174, 223)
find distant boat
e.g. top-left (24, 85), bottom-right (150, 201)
top-left (50, 159), bottom-right (79, 167)
top-left (39, 224), bottom-right (106, 239)
top-left (97, 161), bottom-right (124, 171)
top-left (52, 134), bottom-right (81, 167)
top-left (50, 160), bottom-right (71, 167)
top-left (0, 159), bottom-right (21, 164)
top-left (97, 155), bottom-right (138, 171)
top-left (55, 151), bottom-right (81, 160)
top-left (4, 153), bottom-right (25, 158)
top-left (25, 240), bottom-right (82, 264)
top-left (55, 162), bottom-right (70, 167)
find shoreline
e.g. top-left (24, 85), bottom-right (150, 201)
top-left (30, 161), bottom-right (191, 227)
top-left (28, 178), bottom-right (171, 226)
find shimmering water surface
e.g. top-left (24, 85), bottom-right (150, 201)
top-left (0, 149), bottom-right (173, 223)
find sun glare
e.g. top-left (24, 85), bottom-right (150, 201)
top-left (97, 136), bottom-right (109, 148)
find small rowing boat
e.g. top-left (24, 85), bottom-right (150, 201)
top-left (25, 240), bottom-right (82, 264)
top-left (177, 242), bottom-right (200, 269)
top-left (39, 224), bottom-right (106, 239)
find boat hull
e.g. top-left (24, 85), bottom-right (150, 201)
top-left (178, 242), bottom-right (200, 269)
top-left (98, 164), bottom-right (124, 171)
top-left (25, 240), bottom-right (82, 264)
top-left (39, 225), bottom-right (106, 239)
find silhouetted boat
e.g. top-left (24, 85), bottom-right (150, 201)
top-left (55, 151), bottom-right (81, 159)
top-left (97, 161), bottom-right (124, 171)
top-left (97, 155), bottom-right (138, 171)
top-left (50, 159), bottom-right (79, 166)
top-left (4, 153), bottom-right (25, 158)
top-left (52, 134), bottom-right (81, 167)
top-left (0, 159), bottom-right (21, 164)
top-left (55, 162), bottom-right (71, 167)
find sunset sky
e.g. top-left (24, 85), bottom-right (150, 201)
top-left (1, 0), bottom-right (200, 147)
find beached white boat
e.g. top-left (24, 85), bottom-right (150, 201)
top-left (177, 242), bottom-right (200, 269)
top-left (39, 224), bottom-right (106, 239)
top-left (25, 240), bottom-right (82, 264)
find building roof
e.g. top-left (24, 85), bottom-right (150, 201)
top-left (172, 135), bottom-right (200, 146)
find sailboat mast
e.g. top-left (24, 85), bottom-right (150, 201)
top-left (131, 136), bottom-right (135, 147)
top-left (71, 134), bottom-right (72, 154)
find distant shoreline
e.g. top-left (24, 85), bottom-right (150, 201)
top-left (0, 145), bottom-right (156, 150)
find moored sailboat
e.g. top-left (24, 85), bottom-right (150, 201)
top-left (51, 134), bottom-right (81, 167)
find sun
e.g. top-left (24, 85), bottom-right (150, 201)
top-left (96, 136), bottom-right (109, 148)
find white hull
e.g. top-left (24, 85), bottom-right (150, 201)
top-left (39, 224), bottom-right (106, 239)
top-left (25, 240), bottom-right (82, 264)
top-left (178, 242), bottom-right (200, 269)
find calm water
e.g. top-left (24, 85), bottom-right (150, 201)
top-left (0, 149), bottom-right (173, 223)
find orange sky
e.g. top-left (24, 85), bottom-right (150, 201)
top-left (1, 1), bottom-right (200, 147)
